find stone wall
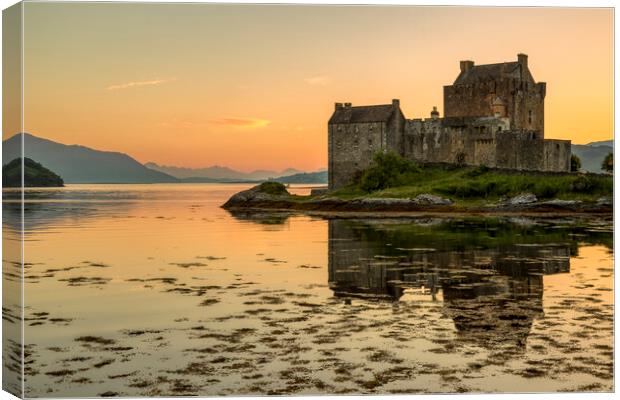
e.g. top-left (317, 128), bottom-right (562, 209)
top-left (329, 121), bottom-right (385, 189)
top-left (403, 118), bottom-right (570, 172)
top-left (329, 119), bottom-right (409, 189)
top-left (543, 139), bottom-right (571, 172)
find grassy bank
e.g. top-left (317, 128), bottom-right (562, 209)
top-left (330, 153), bottom-right (612, 204)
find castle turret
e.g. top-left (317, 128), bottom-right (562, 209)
top-left (491, 97), bottom-right (506, 118)
top-left (460, 60), bottom-right (474, 72)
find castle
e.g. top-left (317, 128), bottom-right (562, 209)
top-left (328, 54), bottom-right (572, 190)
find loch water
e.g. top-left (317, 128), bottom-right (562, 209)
top-left (2, 184), bottom-right (614, 396)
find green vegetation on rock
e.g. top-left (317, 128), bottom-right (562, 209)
top-left (570, 154), bottom-right (581, 172)
top-left (602, 153), bottom-right (613, 173)
top-left (333, 152), bottom-right (612, 203)
top-left (3, 157), bottom-right (64, 188)
top-left (255, 181), bottom-right (289, 195)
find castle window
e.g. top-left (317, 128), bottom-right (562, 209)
top-left (497, 126), bottom-right (502, 132)
top-left (528, 110), bottom-right (532, 124)
top-left (368, 138), bottom-right (373, 147)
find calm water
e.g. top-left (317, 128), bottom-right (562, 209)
top-left (2, 184), bottom-right (614, 396)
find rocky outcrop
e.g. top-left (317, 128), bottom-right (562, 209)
top-left (412, 194), bottom-right (453, 206)
top-left (506, 193), bottom-right (537, 206)
top-left (222, 182), bottom-right (291, 209)
top-left (222, 184), bottom-right (611, 214)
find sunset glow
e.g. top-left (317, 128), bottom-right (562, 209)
top-left (16, 3), bottom-right (614, 171)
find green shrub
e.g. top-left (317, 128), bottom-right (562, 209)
top-left (570, 154), bottom-right (581, 172)
top-left (602, 153), bottom-right (613, 173)
top-left (257, 181), bottom-right (288, 195)
top-left (359, 151), bottom-right (420, 192)
top-left (466, 165), bottom-right (490, 178)
top-left (569, 174), bottom-right (612, 194)
top-left (533, 181), bottom-right (560, 199)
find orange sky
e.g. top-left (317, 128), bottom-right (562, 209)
top-left (15, 4), bottom-right (614, 171)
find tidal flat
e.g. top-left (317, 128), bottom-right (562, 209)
top-left (2, 184), bottom-right (613, 397)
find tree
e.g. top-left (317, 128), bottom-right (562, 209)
top-left (359, 151), bottom-right (420, 192)
top-left (602, 153), bottom-right (613, 173)
top-left (570, 154), bottom-right (581, 172)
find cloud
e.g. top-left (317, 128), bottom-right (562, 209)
top-left (107, 78), bottom-right (175, 91)
top-left (304, 75), bottom-right (331, 86)
top-left (209, 118), bottom-right (270, 129)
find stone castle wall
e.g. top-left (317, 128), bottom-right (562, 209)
top-left (328, 121), bottom-right (393, 190)
top-left (329, 116), bottom-right (571, 189)
top-left (401, 116), bottom-right (569, 172)
top-left (444, 80), bottom-right (546, 135)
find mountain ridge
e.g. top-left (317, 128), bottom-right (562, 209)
top-left (145, 162), bottom-right (305, 181)
top-left (2, 133), bottom-right (326, 184)
top-left (571, 139), bottom-right (613, 173)
top-left (3, 133), bottom-right (178, 183)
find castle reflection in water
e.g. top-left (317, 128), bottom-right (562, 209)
top-left (328, 218), bottom-right (574, 349)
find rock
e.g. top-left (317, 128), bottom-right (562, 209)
top-left (540, 199), bottom-right (582, 207)
top-left (358, 198), bottom-right (414, 206)
top-left (222, 182), bottom-right (290, 208)
top-left (596, 197), bottom-right (612, 206)
top-left (310, 197), bottom-right (347, 206)
top-left (310, 187), bottom-right (329, 196)
top-left (506, 193), bottom-right (537, 205)
top-left (411, 194), bottom-right (453, 206)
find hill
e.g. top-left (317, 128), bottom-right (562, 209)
top-left (271, 171), bottom-right (327, 184)
top-left (145, 162), bottom-right (302, 181)
top-left (571, 140), bottom-right (613, 173)
top-left (587, 140), bottom-right (613, 148)
top-left (3, 157), bottom-right (64, 187)
top-left (3, 133), bottom-right (178, 183)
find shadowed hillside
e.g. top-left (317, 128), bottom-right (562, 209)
top-left (3, 133), bottom-right (178, 183)
top-left (3, 157), bottom-right (64, 187)
top-left (571, 140), bottom-right (613, 173)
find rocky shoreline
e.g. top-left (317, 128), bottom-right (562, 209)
top-left (222, 183), bottom-right (613, 215)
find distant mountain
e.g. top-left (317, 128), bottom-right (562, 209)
top-left (271, 171), bottom-right (327, 184)
top-left (572, 139), bottom-right (613, 173)
top-left (3, 133), bottom-right (178, 183)
top-left (178, 176), bottom-right (258, 183)
top-left (3, 157), bottom-right (64, 187)
top-left (587, 140), bottom-right (613, 148)
top-left (145, 162), bottom-right (303, 181)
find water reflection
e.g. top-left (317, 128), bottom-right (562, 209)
top-left (327, 218), bottom-right (606, 350)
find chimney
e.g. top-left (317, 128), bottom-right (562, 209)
top-left (518, 53), bottom-right (528, 68)
top-left (431, 106), bottom-right (439, 120)
top-left (392, 99), bottom-right (400, 108)
top-left (344, 102), bottom-right (352, 108)
top-left (460, 60), bottom-right (474, 72)
top-left (335, 102), bottom-right (343, 111)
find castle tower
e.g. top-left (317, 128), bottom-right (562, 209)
top-left (443, 53), bottom-right (546, 136)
